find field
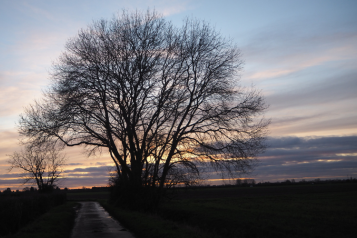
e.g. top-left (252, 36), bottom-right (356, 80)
top-left (97, 183), bottom-right (357, 238)
top-left (3, 182), bottom-right (357, 238)
top-left (157, 183), bottom-right (357, 238)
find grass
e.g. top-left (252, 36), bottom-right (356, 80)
top-left (0, 193), bottom-right (67, 236)
top-left (99, 200), bottom-right (219, 238)
top-left (7, 201), bottom-right (77, 238)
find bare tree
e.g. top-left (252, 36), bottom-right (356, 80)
top-left (19, 10), bottom-right (269, 206)
top-left (8, 146), bottom-right (66, 193)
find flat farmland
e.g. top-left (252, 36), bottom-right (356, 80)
top-left (172, 182), bottom-right (357, 199)
top-left (156, 183), bottom-right (357, 238)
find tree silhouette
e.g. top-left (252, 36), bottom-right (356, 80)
top-left (8, 146), bottom-right (66, 193)
top-left (19, 10), bottom-right (269, 206)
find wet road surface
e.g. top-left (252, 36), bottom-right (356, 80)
top-left (71, 202), bottom-right (135, 238)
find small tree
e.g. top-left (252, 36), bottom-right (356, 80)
top-left (8, 146), bottom-right (66, 193)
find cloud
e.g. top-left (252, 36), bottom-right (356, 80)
top-left (1, 135), bottom-right (356, 189)
top-left (67, 163), bottom-right (84, 166)
top-left (270, 114), bottom-right (324, 127)
top-left (265, 136), bottom-right (357, 155)
top-left (0, 173), bottom-right (24, 179)
top-left (253, 159), bottom-right (357, 182)
top-left (236, 14), bottom-right (357, 138)
top-left (262, 68), bottom-right (357, 136)
top-left (0, 179), bottom-right (23, 188)
top-left (266, 72), bottom-right (357, 111)
top-left (336, 153), bottom-right (357, 157)
top-left (242, 17), bottom-right (357, 67)
top-left (64, 166), bottom-right (113, 178)
top-left (251, 136), bottom-right (357, 181)
top-left (22, 1), bottom-right (57, 22)
top-left (240, 16), bottom-right (357, 93)
top-left (0, 130), bottom-right (20, 160)
top-left (60, 136), bottom-right (357, 185)
top-left (0, 85), bottom-right (42, 118)
top-left (268, 108), bottom-right (357, 137)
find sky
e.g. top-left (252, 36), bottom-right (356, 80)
top-left (1, 0), bottom-right (356, 190)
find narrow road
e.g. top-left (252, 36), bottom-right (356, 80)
top-left (71, 202), bottom-right (135, 238)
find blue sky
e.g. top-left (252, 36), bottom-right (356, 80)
top-left (1, 0), bottom-right (356, 190)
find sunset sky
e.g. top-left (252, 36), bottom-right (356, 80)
top-left (1, 0), bottom-right (356, 190)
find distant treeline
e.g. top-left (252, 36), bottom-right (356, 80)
top-left (244, 177), bottom-right (357, 186)
top-left (0, 186), bottom-right (110, 194)
top-left (0, 190), bottom-right (66, 236)
top-left (213, 177), bottom-right (357, 187)
top-left (66, 186), bottom-right (110, 193)
top-left (176, 177), bottom-right (357, 188)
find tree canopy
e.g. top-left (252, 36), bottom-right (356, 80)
top-left (19, 10), bottom-right (269, 206)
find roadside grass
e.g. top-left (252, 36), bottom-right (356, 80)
top-left (99, 200), bottom-right (220, 238)
top-left (0, 193), bottom-right (67, 236)
top-left (8, 201), bottom-right (77, 238)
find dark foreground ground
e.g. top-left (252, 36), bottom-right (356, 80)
top-left (67, 183), bottom-right (357, 238)
top-left (4, 182), bottom-right (357, 238)
top-left (157, 183), bottom-right (357, 238)
top-left (173, 182), bottom-right (357, 199)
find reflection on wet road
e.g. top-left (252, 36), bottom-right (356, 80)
top-left (71, 202), bottom-right (135, 238)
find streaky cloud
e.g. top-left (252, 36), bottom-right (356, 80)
top-left (252, 135), bottom-right (357, 181)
